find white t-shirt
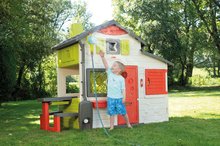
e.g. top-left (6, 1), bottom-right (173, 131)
top-left (106, 68), bottom-right (125, 99)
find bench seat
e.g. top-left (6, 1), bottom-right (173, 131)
top-left (54, 112), bottom-right (78, 118)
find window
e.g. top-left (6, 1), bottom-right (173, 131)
top-left (86, 68), bottom-right (107, 97)
top-left (66, 75), bottom-right (80, 93)
top-left (106, 39), bottom-right (120, 54)
top-left (145, 69), bottom-right (167, 95)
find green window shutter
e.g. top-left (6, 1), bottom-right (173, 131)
top-left (121, 39), bottom-right (130, 55)
top-left (96, 38), bottom-right (106, 54)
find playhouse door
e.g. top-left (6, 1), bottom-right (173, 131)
top-left (118, 66), bottom-right (139, 125)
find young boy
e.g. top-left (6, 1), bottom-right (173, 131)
top-left (99, 50), bottom-right (132, 130)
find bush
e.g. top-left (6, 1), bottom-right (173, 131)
top-left (66, 83), bottom-right (79, 93)
top-left (189, 75), bottom-right (220, 86)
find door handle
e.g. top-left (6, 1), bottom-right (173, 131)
top-left (147, 78), bottom-right (150, 86)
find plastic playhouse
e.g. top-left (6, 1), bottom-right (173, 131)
top-left (38, 20), bottom-right (173, 132)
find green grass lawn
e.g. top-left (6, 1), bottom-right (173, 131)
top-left (0, 86), bottom-right (220, 146)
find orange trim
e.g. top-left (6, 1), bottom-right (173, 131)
top-left (99, 25), bottom-right (127, 35)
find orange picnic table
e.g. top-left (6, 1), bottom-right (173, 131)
top-left (38, 96), bottom-right (78, 132)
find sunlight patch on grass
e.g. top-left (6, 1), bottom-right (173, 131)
top-left (2, 102), bottom-right (19, 106)
top-left (198, 113), bottom-right (220, 119)
top-left (169, 97), bottom-right (220, 119)
top-left (24, 114), bottom-right (39, 119)
top-left (29, 120), bottom-right (40, 125)
top-left (20, 126), bottom-right (29, 130)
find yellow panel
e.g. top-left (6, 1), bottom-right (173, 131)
top-left (121, 39), bottom-right (130, 55)
top-left (62, 98), bottom-right (80, 129)
top-left (73, 44), bottom-right (79, 64)
top-left (57, 44), bottom-right (79, 68)
top-left (96, 38), bottom-right (106, 54)
top-left (69, 23), bottom-right (83, 38)
top-left (51, 101), bottom-right (69, 106)
top-left (57, 51), bottom-right (62, 67)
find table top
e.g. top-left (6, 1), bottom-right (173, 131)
top-left (38, 96), bottom-right (78, 102)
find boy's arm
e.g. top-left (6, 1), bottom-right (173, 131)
top-left (122, 89), bottom-right (126, 103)
top-left (122, 78), bottom-right (126, 103)
top-left (99, 50), bottom-right (109, 70)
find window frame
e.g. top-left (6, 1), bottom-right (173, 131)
top-left (106, 38), bottom-right (120, 55)
top-left (86, 68), bottom-right (107, 97)
top-left (66, 75), bottom-right (80, 94)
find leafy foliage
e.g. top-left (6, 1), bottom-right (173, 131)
top-left (0, 0), bottom-right (92, 102)
top-left (0, 0), bottom-right (21, 102)
top-left (112, 0), bottom-right (220, 86)
top-left (71, 0), bottom-right (94, 30)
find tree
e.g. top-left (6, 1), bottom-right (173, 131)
top-left (112, 0), bottom-right (210, 86)
top-left (0, 0), bottom-right (21, 104)
top-left (71, 0), bottom-right (94, 30)
top-left (192, 0), bottom-right (220, 77)
top-left (11, 0), bottom-right (73, 99)
top-left (0, 0), bottom-right (93, 103)
top-left (0, 1), bottom-right (73, 101)
top-left (192, 0), bottom-right (220, 55)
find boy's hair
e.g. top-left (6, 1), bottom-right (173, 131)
top-left (115, 61), bottom-right (125, 74)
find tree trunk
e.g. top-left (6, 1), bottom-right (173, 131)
top-left (17, 65), bottom-right (25, 87)
top-left (12, 65), bottom-right (25, 97)
top-left (186, 45), bottom-right (195, 83)
top-left (180, 64), bottom-right (186, 86)
top-left (218, 59), bottom-right (220, 77)
top-left (38, 63), bottom-right (43, 93)
top-left (186, 63), bottom-right (193, 81)
top-left (183, 0), bottom-right (194, 85)
top-left (168, 66), bottom-right (174, 86)
top-left (213, 61), bottom-right (216, 77)
top-left (214, 41), bottom-right (220, 55)
top-left (209, 1), bottom-right (220, 54)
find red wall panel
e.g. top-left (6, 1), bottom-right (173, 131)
top-left (98, 25), bottom-right (128, 35)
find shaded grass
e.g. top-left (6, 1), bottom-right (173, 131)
top-left (0, 87), bottom-right (220, 146)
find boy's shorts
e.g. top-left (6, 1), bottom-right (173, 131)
top-left (107, 97), bottom-right (126, 116)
